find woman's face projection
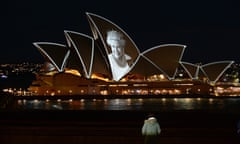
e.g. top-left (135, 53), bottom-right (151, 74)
top-left (109, 40), bottom-right (125, 59)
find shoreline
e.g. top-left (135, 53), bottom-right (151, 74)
top-left (0, 109), bottom-right (239, 144)
top-left (13, 94), bottom-right (240, 100)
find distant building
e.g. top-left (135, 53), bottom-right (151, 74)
top-left (28, 13), bottom-right (234, 96)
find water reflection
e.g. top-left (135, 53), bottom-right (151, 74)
top-left (15, 98), bottom-right (240, 113)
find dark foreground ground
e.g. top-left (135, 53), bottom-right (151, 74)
top-left (0, 110), bottom-right (240, 144)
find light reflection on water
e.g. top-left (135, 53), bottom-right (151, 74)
top-left (15, 98), bottom-right (240, 113)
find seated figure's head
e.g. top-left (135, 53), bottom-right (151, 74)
top-left (106, 30), bottom-right (126, 59)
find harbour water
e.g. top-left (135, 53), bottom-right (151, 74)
top-left (2, 96), bottom-right (240, 144)
top-left (15, 97), bottom-right (240, 114)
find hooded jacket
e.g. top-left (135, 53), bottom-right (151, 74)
top-left (142, 117), bottom-right (161, 136)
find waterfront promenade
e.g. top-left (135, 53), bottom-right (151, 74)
top-left (0, 109), bottom-right (239, 144)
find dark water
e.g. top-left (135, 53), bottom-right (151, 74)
top-left (15, 97), bottom-right (240, 114)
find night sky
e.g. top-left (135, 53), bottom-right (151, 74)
top-left (2, 0), bottom-right (240, 64)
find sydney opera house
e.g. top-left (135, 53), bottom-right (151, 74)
top-left (28, 12), bottom-right (234, 96)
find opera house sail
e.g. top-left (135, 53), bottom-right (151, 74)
top-left (28, 12), bottom-right (234, 96)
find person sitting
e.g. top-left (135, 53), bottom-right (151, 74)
top-left (142, 114), bottom-right (161, 144)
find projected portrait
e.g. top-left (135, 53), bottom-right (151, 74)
top-left (106, 30), bottom-right (131, 81)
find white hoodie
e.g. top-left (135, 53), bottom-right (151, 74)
top-left (142, 117), bottom-right (161, 136)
